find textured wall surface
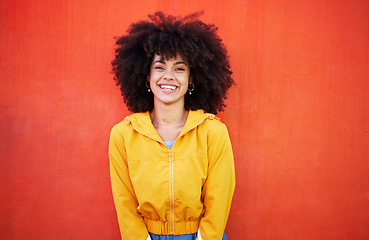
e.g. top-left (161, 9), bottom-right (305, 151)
top-left (1, 0), bottom-right (369, 239)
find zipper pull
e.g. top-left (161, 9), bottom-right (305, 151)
top-left (168, 149), bottom-right (173, 161)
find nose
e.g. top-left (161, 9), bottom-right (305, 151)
top-left (163, 69), bottom-right (174, 80)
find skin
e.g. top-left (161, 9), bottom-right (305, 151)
top-left (148, 54), bottom-right (191, 141)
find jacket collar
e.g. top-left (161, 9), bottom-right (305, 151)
top-left (125, 109), bottom-right (217, 143)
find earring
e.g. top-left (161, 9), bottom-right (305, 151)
top-left (145, 78), bottom-right (151, 92)
top-left (188, 82), bottom-right (195, 95)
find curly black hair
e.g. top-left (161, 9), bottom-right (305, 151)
top-left (111, 11), bottom-right (234, 114)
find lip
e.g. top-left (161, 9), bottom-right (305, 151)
top-left (158, 84), bottom-right (178, 92)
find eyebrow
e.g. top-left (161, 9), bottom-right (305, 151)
top-left (174, 61), bottom-right (187, 66)
top-left (153, 60), bottom-right (187, 66)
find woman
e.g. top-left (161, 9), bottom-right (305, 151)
top-left (109, 12), bottom-right (235, 240)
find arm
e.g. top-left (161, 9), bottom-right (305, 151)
top-left (199, 123), bottom-right (235, 240)
top-left (109, 124), bottom-right (151, 240)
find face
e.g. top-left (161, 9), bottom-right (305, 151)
top-left (148, 54), bottom-right (190, 107)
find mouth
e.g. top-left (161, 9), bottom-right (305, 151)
top-left (159, 84), bottom-right (178, 91)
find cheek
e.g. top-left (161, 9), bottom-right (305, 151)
top-left (149, 73), bottom-right (160, 84)
top-left (183, 77), bottom-right (190, 89)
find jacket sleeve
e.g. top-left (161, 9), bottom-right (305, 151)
top-left (198, 122), bottom-right (235, 240)
top-left (109, 124), bottom-right (151, 240)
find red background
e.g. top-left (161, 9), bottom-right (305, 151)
top-left (1, 0), bottom-right (369, 239)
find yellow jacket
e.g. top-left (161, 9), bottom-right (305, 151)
top-left (109, 109), bottom-right (235, 240)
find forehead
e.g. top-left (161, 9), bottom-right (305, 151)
top-left (152, 54), bottom-right (187, 64)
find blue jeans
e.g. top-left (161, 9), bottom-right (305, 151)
top-left (149, 232), bottom-right (227, 240)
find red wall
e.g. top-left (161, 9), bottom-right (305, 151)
top-left (1, 0), bottom-right (369, 239)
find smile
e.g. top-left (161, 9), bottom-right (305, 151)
top-left (159, 85), bottom-right (177, 91)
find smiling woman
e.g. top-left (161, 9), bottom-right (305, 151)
top-left (109, 11), bottom-right (235, 240)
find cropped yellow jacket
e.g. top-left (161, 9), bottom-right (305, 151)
top-left (109, 110), bottom-right (235, 240)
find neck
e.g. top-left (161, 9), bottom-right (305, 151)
top-left (151, 102), bottom-right (187, 127)
top-left (152, 100), bottom-right (186, 120)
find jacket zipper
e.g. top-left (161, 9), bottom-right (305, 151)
top-left (166, 117), bottom-right (213, 234)
top-left (168, 148), bottom-right (175, 234)
top-left (132, 124), bottom-right (176, 233)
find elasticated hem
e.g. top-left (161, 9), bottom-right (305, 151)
top-left (144, 218), bottom-right (200, 235)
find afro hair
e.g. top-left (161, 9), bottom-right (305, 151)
top-left (111, 11), bottom-right (234, 114)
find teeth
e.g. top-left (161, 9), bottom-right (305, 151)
top-left (160, 85), bottom-right (177, 90)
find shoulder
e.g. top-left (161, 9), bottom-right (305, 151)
top-left (110, 117), bottom-right (129, 134)
top-left (110, 112), bottom-right (145, 134)
top-left (191, 110), bottom-right (229, 137)
top-left (112, 112), bottom-right (149, 129)
top-left (110, 112), bottom-right (153, 142)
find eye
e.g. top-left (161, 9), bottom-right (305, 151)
top-left (154, 65), bottom-right (164, 70)
top-left (175, 64), bottom-right (187, 72)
